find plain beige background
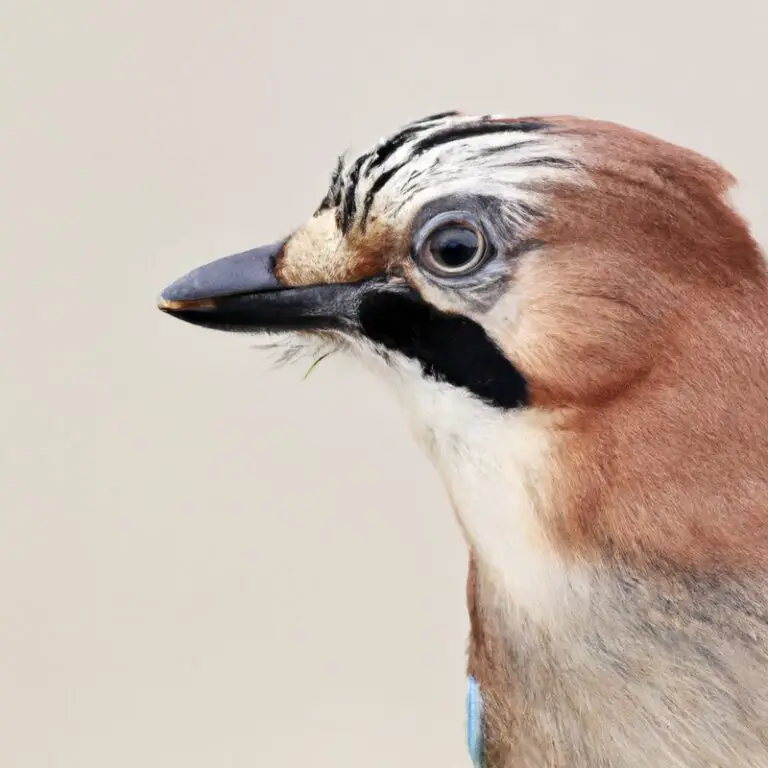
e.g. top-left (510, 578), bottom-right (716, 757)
top-left (2, 0), bottom-right (768, 765)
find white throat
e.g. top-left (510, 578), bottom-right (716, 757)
top-left (365, 348), bottom-right (589, 622)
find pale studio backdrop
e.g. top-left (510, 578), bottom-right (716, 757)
top-left (2, 1), bottom-right (767, 766)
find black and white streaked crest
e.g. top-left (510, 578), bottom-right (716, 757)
top-left (316, 112), bottom-right (581, 235)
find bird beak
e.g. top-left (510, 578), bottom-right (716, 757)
top-left (157, 241), bottom-right (400, 333)
top-left (157, 239), bottom-right (529, 408)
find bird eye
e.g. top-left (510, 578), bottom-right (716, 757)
top-left (415, 214), bottom-right (488, 277)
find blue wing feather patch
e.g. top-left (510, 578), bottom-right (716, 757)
top-left (466, 675), bottom-right (485, 767)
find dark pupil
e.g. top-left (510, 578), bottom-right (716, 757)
top-left (430, 227), bottom-right (479, 269)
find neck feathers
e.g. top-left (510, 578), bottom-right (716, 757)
top-left (383, 266), bottom-right (768, 766)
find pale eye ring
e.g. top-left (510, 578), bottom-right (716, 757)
top-left (414, 212), bottom-right (488, 277)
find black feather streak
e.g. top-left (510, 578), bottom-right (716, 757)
top-left (508, 156), bottom-right (577, 169)
top-left (412, 120), bottom-right (545, 156)
top-left (359, 164), bottom-right (401, 231)
top-left (357, 120), bottom-right (548, 231)
top-left (338, 117), bottom-right (548, 233)
top-left (358, 287), bottom-right (529, 409)
top-left (340, 154), bottom-right (368, 233)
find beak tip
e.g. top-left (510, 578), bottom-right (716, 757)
top-left (158, 276), bottom-right (195, 304)
top-left (157, 294), bottom-right (218, 313)
top-left (157, 286), bottom-right (183, 312)
top-left (157, 276), bottom-right (214, 313)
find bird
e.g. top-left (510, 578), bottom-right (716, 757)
top-left (158, 111), bottom-right (768, 767)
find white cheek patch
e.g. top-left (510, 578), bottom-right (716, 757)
top-left (475, 290), bottom-right (527, 356)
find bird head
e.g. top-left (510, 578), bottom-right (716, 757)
top-left (158, 110), bottom-right (760, 400)
top-left (159, 111), bottom-right (768, 595)
top-left (159, 112), bottom-right (768, 764)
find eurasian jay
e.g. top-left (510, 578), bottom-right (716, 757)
top-left (159, 112), bottom-right (768, 767)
